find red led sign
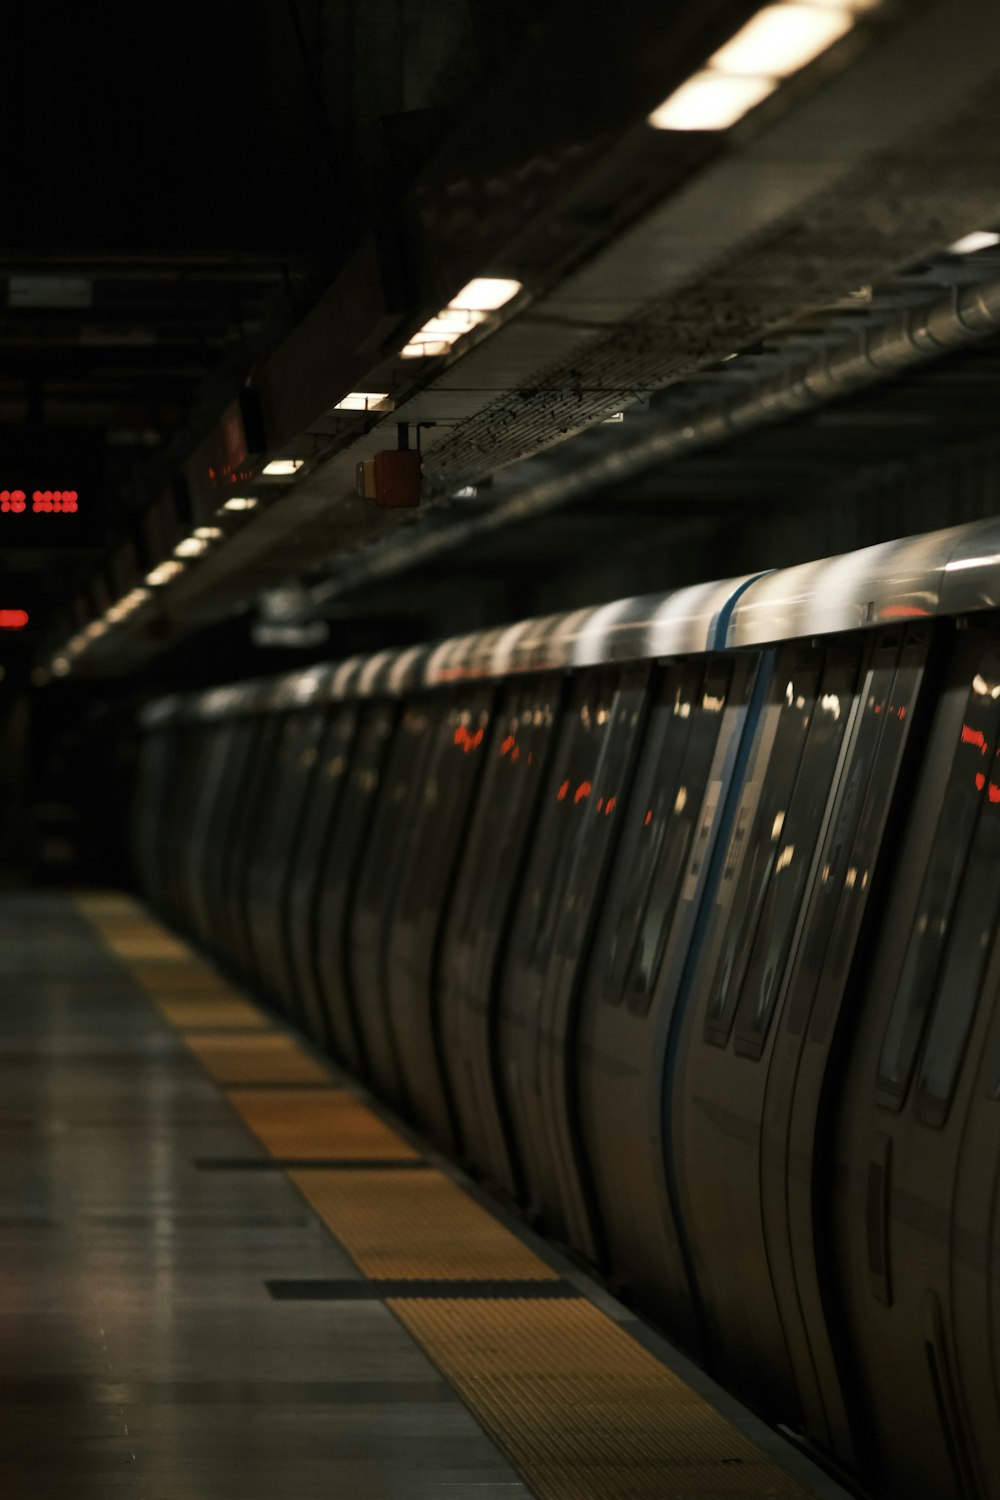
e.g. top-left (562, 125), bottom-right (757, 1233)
top-left (0, 610), bottom-right (29, 630)
top-left (0, 489), bottom-right (79, 514)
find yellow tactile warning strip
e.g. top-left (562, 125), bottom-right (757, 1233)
top-left (230, 1089), bottom-right (419, 1160)
top-left (390, 1298), bottom-right (810, 1500)
top-left (84, 893), bottom-right (817, 1500)
top-left (290, 1168), bottom-right (559, 1282)
top-left (185, 1032), bottom-right (332, 1085)
top-left (153, 995), bottom-right (274, 1031)
top-left (73, 890), bottom-right (147, 919)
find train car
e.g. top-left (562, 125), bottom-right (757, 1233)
top-left (131, 517), bottom-right (1000, 1500)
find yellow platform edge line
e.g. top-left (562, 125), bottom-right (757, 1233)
top-left (388, 1298), bottom-right (813, 1500)
top-left (290, 1167), bottom-right (558, 1284)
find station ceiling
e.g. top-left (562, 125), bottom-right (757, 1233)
top-left (4, 0), bottom-right (1000, 684)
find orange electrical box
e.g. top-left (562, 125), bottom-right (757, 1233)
top-left (355, 449), bottom-right (422, 508)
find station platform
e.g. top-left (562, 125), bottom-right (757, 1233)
top-left (0, 890), bottom-right (850, 1499)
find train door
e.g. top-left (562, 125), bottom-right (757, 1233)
top-left (219, 714), bottom-right (283, 977)
top-left (671, 641), bottom-right (863, 1412)
top-left (250, 709), bottom-right (328, 1015)
top-left (313, 699), bottom-right (396, 1072)
top-left (349, 694), bottom-right (447, 1106)
top-left (132, 721), bottom-right (180, 912)
top-left (193, 718), bottom-right (257, 953)
top-left (576, 652), bottom-right (755, 1347)
top-left (833, 630), bottom-right (1000, 1500)
top-left (385, 686), bottom-right (494, 1148)
top-left (759, 628), bottom-right (927, 1468)
top-left (437, 676), bottom-right (562, 1196)
top-left (243, 712), bottom-right (309, 998)
top-left (284, 704), bottom-right (358, 1048)
top-left (497, 664), bottom-right (650, 1236)
top-left (183, 723), bottom-right (237, 942)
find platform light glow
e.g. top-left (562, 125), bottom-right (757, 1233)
top-left (948, 230), bottom-right (1000, 255)
top-left (334, 392), bottom-right (391, 412)
top-left (193, 526), bottom-right (223, 541)
top-left (261, 458), bottom-right (304, 477)
top-left (648, 0), bottom-right (860, 131)
top-left (222, 495), bottom-right (258, 512)
top-left (51, 656), bottom-right (71, 676)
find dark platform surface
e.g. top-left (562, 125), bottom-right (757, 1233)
top-left (0, 893), bottom-right (525, 1498)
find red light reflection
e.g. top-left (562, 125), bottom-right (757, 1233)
top-left (962, 724), bottom-right (989, 755)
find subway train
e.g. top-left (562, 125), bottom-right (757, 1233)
top-left (133, 518), bottom-right (1000, 1500)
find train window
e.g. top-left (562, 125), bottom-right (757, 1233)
top-left (287, 705), bottom-right (357, 902)
top-left (782, 635), bottom-right (926, 1041)
top-left (915, 739), bottom-right (1000, 1122)
top-left (877, 655), bottom-right (1000, 1106)
top-left (704, 650), bottom-right (821, 1046)
top-left (353, 696), bottom-right (445, 931)
top-left (596, 662), bottom-right (702, 1008)
top-left (509, 666), bottom-right (649, 972)
top-left (441, 678), bottom-right (561, 980)
top-left (734, 647), bottom-right (860, 1055)
top-left (594, 658), bottom-right (733, 1016)
top-left (393, 691), bottom-right (494, 927)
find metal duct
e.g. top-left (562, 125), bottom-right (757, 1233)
top-left (302, 271), bottom-right (1000, 617)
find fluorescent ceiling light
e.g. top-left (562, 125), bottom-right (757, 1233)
top-left (649, 0), bottom-right (859, 132)
top-left (400, 278), bottom-right (521, 359)
top-left (193, 526), bottom-right (223, 541)
top-left (262, 458), bottom-right (304, 477)
top-left (334, 392), bottom-right (391, 412)
top-left (649, 71), bottom-right (776, 130)
top-left (401, 338), bottom-right (454, 359)
top-left (174, 536), bottom-right (209, 558)
top-left (709, 4), bottom-right (853, 79)
top-left (428, 308), bottom-right (487, 331)
top-left (223, 495), bottom-right (258, 512)
top-left (145, 560), bottom-right (185, 586)
top-left (948, 230), bottom-right (1000, 255)
top-left (448, 277), bottom-right (522, 313)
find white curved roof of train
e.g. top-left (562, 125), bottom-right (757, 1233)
top-left (139, 518), bottom-right (1000, 725)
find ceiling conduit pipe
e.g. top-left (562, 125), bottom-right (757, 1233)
top-left (302, 273), bottom-right (1000, 617)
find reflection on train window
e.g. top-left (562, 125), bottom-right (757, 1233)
top-left (599, 663), bottom-right (700, 1006)
top-left (395, 694), bottom-right (493, 927)
top-left (782, 638), bottom-right (927, 1042)
top-left (516, 666), bottom-right (648, 967)
top-left (915, 740), bottom-right (1000, 1120)
top-left (704, 651), bottom-right (821, 1046)
top-left (597, 659), bottom-right (732, 1014)
top-left (734, 649), bottom-right (859, 1055)
top-left (877, 656), bottom-right (1000, 1106)
top-left (444, 679), bottom-right (559, 962)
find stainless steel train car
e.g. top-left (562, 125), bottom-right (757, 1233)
top-left (132, 518), bottom-right (1000, 1500)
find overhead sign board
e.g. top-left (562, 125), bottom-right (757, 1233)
top-left (0, 430), bottom-right (106, 547)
